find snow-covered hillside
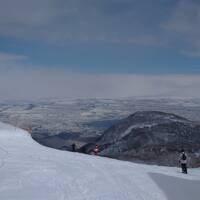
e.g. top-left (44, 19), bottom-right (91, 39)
top-left (0, 122), bottom-right (200, 200)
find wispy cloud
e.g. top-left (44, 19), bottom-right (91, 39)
top-left (0, 0), bottom-right (200, 79)
top-left (0, 67), bottom-right (200, 100)
top-left (0, 0), bottom-right (165, 46)
top-left (162, 0), bottom-right (200, 57)
top-left (0, 52), bottom-right (27, 61)
top-left (1, 0), bottom-right (197, 51)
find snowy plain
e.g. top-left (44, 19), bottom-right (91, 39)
top-left (2, 98), bottom-right (200, 138)
top-left (0, 122), bottom-right (200, 200)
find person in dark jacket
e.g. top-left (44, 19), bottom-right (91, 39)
top-left (179, 149), bottom-right (188, 174)
top-left (72, 143), bottom-right (76, 152)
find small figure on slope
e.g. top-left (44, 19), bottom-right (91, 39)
top-left (72, 143), bottom-right (76, 152)
top-left (93, 145), bottom-right (99, 155)
top-left (179, 149), bottom-right (188, 174)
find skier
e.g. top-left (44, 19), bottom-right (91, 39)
top-left (72, 143), bottom-right (76, 152)
top-left (93, 145), bottom-right (99, 155)
top-left (179, 149), bottom-right (188, 174)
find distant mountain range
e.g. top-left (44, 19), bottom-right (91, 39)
top-left (1, 98), bottom-right (200, 167)
top-left (84, 111), bottom-right (200, 167)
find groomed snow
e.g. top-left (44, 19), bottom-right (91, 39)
top-left (0, 121), bottom-right (200, 200)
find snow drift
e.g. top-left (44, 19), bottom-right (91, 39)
top-left (0, 121), bottom-right (200, 200)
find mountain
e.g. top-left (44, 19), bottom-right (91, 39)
top-left (85, 111), bottom-right (200, 167)
top-left (32, 131), bottom-right (97, 151)
top-left (1, 121), bottom-right (200, 200)
top-left (2, 98), bottom-right (200, 152)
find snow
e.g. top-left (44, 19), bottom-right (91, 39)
top-left (121, 123), bottom-right (158, 138)
top-left (120, 113), bottom-right (189, 139)
top-left (2, 97), bottom-right (200, 139)
top-left (150, 173), bottom-right (200, 200)
top-left (0, 122), bottom-right (200, 200)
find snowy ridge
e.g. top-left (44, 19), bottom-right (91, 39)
top-left (120, 114), bottom-right (188, 138)
top-left (0, 121), bottom-right (29, 138)
top-left (121, 123), bottom-right (158, 138)
top-left (0, 122), bottom-right (200, 200)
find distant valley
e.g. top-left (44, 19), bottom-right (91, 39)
top-left (0, 98), bottom-right (200, 166)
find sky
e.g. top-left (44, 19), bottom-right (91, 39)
top-left (0, 0), bottom-right (200, 100)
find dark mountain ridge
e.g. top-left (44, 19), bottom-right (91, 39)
top-left (84, 111), bottom-right (200, 167)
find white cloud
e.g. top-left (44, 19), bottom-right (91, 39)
top-left (0, 0), bottom-right (161, 46)
top-left (0, 52), bottom-right (27, 61)
top-left (0, 0), bottom-right (200, 54)
top-left (163, 0), bottom-right (200, 57)
top-left (0, 68), bottom-right (199, 100)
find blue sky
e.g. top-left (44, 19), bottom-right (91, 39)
top-left (1, 0), bottom-right (200, 74)
top-left (1, 0), bottom-right (200, 100)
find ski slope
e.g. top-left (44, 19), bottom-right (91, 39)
top-left (0, 122), bottom-right (200, 200)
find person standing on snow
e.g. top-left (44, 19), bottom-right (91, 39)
top-left (179, 149), bottom-right (188, 174)
top-left (72, 143), bottom-right (76, 152)
top-left (93, 145), bottom-right (99, 155)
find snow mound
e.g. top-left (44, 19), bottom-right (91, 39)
top-left (0, 122), bottom-right (200, 200)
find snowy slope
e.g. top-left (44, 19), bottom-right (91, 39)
top-left (0, 122), bottom-right (200, 200)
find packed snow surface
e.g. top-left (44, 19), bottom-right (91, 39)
top-left (0, 122), bottom-right (200, 200)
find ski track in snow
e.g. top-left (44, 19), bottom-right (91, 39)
top-left (0, 122), bottom-right (200, 200)
top-left (0, 146), bottom-right (9, 169)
